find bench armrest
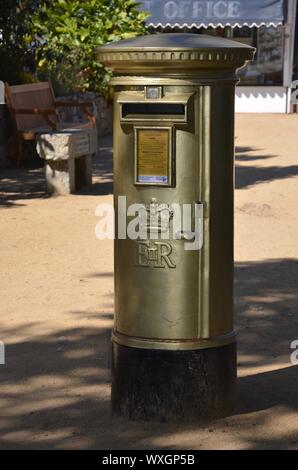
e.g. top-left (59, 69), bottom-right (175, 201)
top-left (14, 108), bottom-right (57, 115)
top-left (14, 108), bottom-right (57, 130)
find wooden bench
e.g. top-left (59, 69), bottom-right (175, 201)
top-left (5, 80), bottom-right (96, 165)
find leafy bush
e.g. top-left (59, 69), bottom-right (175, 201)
top-left (0, 1), bottom-right (37, 84)
top-left (32, 0), bottom-right (149, 95)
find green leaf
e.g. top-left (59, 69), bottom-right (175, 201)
top-left (28, 0), bottom-right (149, 95)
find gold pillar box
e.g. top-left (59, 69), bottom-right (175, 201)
top-left (97, 33), bottom-right (254, 421)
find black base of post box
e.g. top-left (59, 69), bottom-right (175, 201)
top-left (111, 341), bottom-right (236, 422)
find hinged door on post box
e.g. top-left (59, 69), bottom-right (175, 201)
top-left (112, 85), bottom-right (212, 347)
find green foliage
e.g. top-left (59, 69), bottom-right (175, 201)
top-left (32, 0), bottom-right (149, 95)
top-left (0, 1), bottom-right (37, 84)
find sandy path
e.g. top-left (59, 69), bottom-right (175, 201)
top-left (0, 115), bottom-right (297, 449)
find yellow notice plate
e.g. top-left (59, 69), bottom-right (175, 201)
top-left (136, 128), bottom-right (171, 185)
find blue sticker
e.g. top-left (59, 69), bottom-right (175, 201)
top-left (139, 175), bottom-right (168, 183)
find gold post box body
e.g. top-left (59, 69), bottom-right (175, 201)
top-left (97, 34), bottom-right (254, 352)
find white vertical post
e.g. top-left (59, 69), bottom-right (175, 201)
top-left (283, 0), bottom-right (297, 112)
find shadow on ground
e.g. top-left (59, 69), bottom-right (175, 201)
top-left (1, 140), bottom-right (298, 449)
top-left (0, 135), bottom-right (113, 207)
top-left (235, 146), bottom-right (298, 189)
top-left (3, 140), bottom-right (298, 203)
top-left (235, 258), bottom-right (298, 363)
top-left (89, 135), bottom-right (113, 196)
top-left (0, 160), bottom-right (47, 208)
top-left (235, 259), bottom-right (298, 421)
top-left (0, 259), bottom-right (297, 449)
top-left (2, 140), bottom-right (298, 203)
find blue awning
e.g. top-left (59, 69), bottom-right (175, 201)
top-left (141, 0), bottom-right (285, 28)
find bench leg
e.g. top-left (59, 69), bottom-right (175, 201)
top-left (45, 155), bottom-right (92, 195)
top-left (45, 159), bottom-right (73, 195)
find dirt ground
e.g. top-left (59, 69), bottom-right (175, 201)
top-left (0, 114), bottom-right (298, 450)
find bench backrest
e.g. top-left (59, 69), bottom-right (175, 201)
top-left (5, 81), bottom-right (59, 131)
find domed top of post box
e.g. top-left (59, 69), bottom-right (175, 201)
top-left (96, 33), bottom-right (255, 75)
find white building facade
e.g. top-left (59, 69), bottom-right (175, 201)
top-left (141, 0), bottom-right (297, 113)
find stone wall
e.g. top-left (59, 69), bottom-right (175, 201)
top-left (56, 92), bottom-right (113, 137)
